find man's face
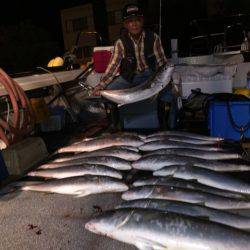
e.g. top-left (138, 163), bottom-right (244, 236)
top-left (124, 17), bottom-right (144, 35)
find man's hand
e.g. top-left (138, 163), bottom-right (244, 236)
top-left (92, 84), bottom-right (104, 96)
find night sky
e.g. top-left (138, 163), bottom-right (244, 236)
top-left (0, 0), bottom-right (89, 47)
top-left (1, 0), bottom-right (250, 48)
top-left (0, 0), bottom-right (250, 72)
top-left (1, 0), bottom-right (250, 45)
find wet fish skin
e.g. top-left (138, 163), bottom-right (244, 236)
top-left (21, 175), bottom-right (128, 197)
top-left (132, 176), bottom-right (246, 199)
top-left (100, 65), bottom-right (174, 105)
top-left (57, 135), bottom-right (143, 153)
top-left (39, 156), bottom-right (132, 171)
top-left (139, 139), bottom-right (224, 152)
top-left (28, 164), bottom-right (123, 179)
top-left (154, 165), bottom-right (250, 195)
top-left (145, 148), bottom-right (241, 160)
top-left (85, 208), bottom-right (250, 250)
top-left (51, 147), bottom-right (141, 162)
top-left (117, 199), bottom-right (250, 231)
top-left (132, 154), bottom-right (250, 172)
top-left (147, 131), bottom-right (223, 141)
top-left (144, 136), bottom-right (218, 145)
top-left (121, 185), bottom-right (250, 210)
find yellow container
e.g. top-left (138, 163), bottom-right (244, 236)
top-left (30, 98), bottom-right (50, 123)
top-left (233, 88), bottom-right (250, 97)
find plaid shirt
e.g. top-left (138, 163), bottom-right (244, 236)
top-left (100, 31), bottom-right (167, 86)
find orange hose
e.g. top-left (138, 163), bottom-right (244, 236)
top-left (0, 126), bottom-right (9, 146)
top-left (0, 68), bottom-right (34, 145)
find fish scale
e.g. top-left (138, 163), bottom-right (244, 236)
top-left (139, 140), bottom-right (224, 152)
top-left (145, 148), bottom-right (241, 160)
top-left (39, 156), bottom-right (132, 171)
top-left (154, 165), bottom-right (250, 195)
top-left (117, 199), bottom-right (250, 231)
top-left (147, 131), bottom-right (223, 141)
top-left (132, 154), bottom-right (250, 172)
top-left (122, 185), bottom-right (250, 210)
top-left (132, 176), bottom-right (246, 199)
top-left (56, 135), bottom-right (143, 153)
top-left (21, 175), bottom-right (128, 197)
top-left (28, 164), bottom-right (123, 179)
top-left (51, 147), bottom-right (141, 162)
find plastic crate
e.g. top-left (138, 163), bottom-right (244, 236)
top-left (209, 101), bottom-right (250, 140)
top-left (0, 150), bottom-right (8, 181)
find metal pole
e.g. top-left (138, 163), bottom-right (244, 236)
top-left (159, 0), bottom-right (162, 38)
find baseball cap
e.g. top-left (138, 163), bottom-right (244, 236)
top-left (122, 4), bottom-right (143, 21)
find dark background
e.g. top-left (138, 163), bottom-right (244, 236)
top-left (1, 0), bottom-right (250, 72)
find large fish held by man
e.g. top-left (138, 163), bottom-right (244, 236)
top-left (100, 64), bottom-right (174, 106)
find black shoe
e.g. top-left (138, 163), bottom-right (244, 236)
top-left (158, 101), bottom-right (170, 130)
top-left (105, 102), bottom-right (120, 131)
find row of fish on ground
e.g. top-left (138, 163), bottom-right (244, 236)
top-left (10, 131), bottom-right (250, 249)
top-left (85, 132), bottom-right (250, 250)
top-left (19, 130), bottom-right (249, 197)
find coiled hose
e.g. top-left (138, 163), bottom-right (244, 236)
top-left (0, 68), bottom-right (34, 147)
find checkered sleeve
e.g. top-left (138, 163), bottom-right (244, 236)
top-left (153, 33), bottom-right (167, 68)
top-left (100, 39), bottom-right (124, 86)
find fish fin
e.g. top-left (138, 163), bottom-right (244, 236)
top-left (188, 178), bottom-right (199, 183)
top-left (74, 190), bottom-right (89, 198)
top-left (136, 237), bottom-right (167, 250)
top-left (136, 244), bottom-right (153, 250)
top-left (195, 201), bottom-right (206, 206)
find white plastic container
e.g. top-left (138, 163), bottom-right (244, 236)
top-left (181, 78), bottom-right (233, 99)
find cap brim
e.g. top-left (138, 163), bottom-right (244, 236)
top-left (123, 13), bottom-right (144, 20)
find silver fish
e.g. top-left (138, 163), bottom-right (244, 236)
top-left (39, 156), bottom-right (131, 171)
top-left (85, 208), bottom-right (250, 250)
top-left (117, 199), bottom-right (250, 231)
top-left (51, 147), bottom-right (141, 162)
top-left (132, 177), bottom-right (245, 199)
top-left (28, 164), bottom-right (123, 179)
top-left (121, 185), bottom-right (250, 210)
top-left (144, 136), bottom-right (218, 145)
top-left (145, 148), bottom-right (241, 160)
top-left (147, 131), bottom-right (223, 141)
top-left (21, 175), bottom-right (128, 197)
top-left (56, 135), bottom-right (143, 153)
top-left (113, 132), bottom-right (146, 141)
top-left (139, 140), bottom-right (224, 151)
top-left (154, 165), bottom-right (250, 195)
top-left (132, 154), bottom-right (250, 172)
top-left (100, 65), bottom-right (174, 106)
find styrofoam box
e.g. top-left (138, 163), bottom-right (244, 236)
top-left (181, 79), bottom-right (233, 99)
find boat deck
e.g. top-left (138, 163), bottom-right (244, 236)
top-left (0, 190), bottom-right (135, 250)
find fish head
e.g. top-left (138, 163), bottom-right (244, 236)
top-left (85, 209), bottom-right (130, 237)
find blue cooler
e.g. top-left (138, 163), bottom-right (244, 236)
top-left (0, 150), bottom-right (8, 181)
top-left (209, 101), bottom-right (250, 140)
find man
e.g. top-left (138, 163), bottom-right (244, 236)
top-left (93, 4), bottom-right (179, 129)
